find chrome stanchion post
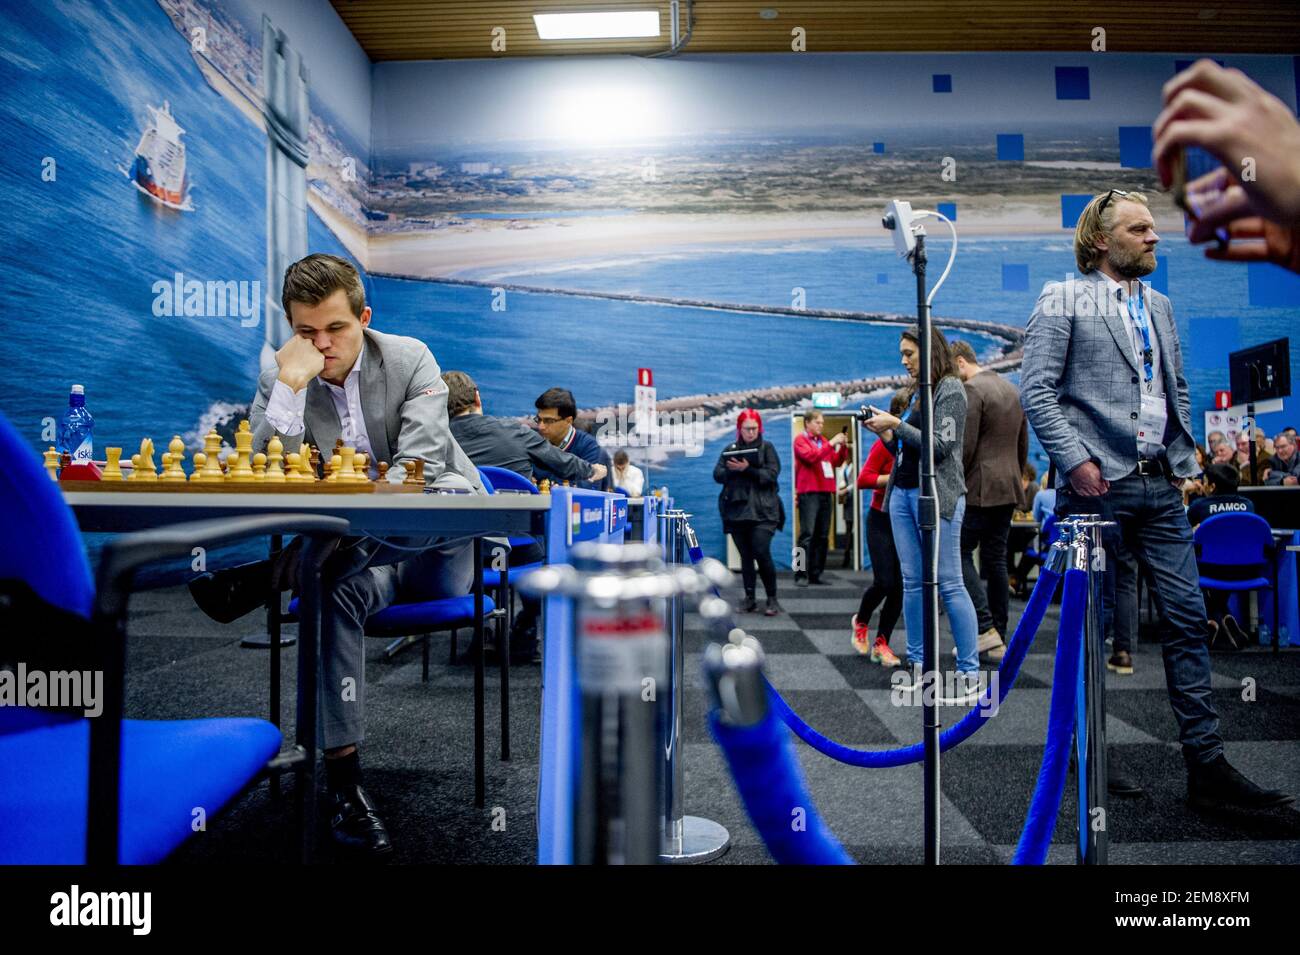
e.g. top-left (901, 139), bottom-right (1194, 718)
top-left (1065, 516), bottom-right (1114, 865)
top-left (658, 509), bottom-right (731, 863)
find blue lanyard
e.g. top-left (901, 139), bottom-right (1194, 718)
top-left (1126, 289), bottom-right (1154, 384)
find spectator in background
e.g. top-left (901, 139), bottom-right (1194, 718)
top-left (1266, 431), bottom-right (1300, 485)
top-left (865, 325), bottom-right (981, 700)
top-left (611, 449), bottom-right (645, 496)
top-left (1007, 464), bottom-right (1041, 598)
top-left (1237, 429), bottom-right (1271, 486)
top-left (951, 339), bottom-right (1027, 662)
top-left (1188, 462), bottom-right (1258, 650)
top-left (793, 409), bottom-right (849, 586)
top-left (1211, 439), bottom-right (1235, 466)
top-left (1207, 430), bottom-right (1227, 452)
top-left (532, 387), bottom-right (612, 491)
top-left (714, 409), bottom-right (784, 616)
top-left (850, 389), bottom-right (907, 667)
top-left (1154, 60), bottom-right (1300, 274)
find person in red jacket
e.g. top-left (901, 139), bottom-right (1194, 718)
top-left (851, 391), bottom-right (907, 666)
top-left (793, 409), bottom-right (849, 586)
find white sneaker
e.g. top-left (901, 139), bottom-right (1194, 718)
top-left (950, 671), bottom-right (984, 706)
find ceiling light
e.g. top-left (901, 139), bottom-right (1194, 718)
top-left (533, 10), bottom-right (661, 40)
top-left (759, 8), bottom-right (779, 19)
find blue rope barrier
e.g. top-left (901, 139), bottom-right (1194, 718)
top-left (764, 564), bottom-right (1062, 767)
top-left (1012, 564), bottom-right (1087, 865)
top-left (709, 707), bottom-right (854, 865)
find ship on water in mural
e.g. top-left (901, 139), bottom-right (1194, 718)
top-left (120, 100), bottom-right (194, 211)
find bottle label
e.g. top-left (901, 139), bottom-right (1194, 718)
top-left (72, 437), bottom-right (92, 463)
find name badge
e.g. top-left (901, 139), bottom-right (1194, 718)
top-left (1137, 391), bottom-right (1167, 448)
top-left (822, 460), bottom-right (834, 479)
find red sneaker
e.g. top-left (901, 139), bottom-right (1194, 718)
top-left (871, 637), bottom-right (901, 668)
top-left (851, 614), bottom-right (871, 654)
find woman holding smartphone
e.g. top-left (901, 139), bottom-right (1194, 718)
top-left (864, 326), bottom-right (981, 697)
top-left (714, 408), bottom-right (784, 616)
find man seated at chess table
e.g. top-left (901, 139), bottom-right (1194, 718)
top-left (189, 252), bottom-right (486, 860)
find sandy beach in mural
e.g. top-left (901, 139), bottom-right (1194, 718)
top-left (367, 199), bottom-right (1187, 279)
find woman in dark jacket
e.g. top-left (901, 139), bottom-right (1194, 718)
top-left (714, 408), bottom-right (784, 615)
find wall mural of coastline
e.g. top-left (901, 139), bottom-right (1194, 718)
top-left (2, 0), bottom-right (1297, 566)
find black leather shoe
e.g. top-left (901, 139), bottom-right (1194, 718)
top-left (809, 578), bottom-right (832, 586)
top-left (739, 594), bottom-right (758, 613)
top-left (330, 785), bottom-right (394, 859)
top-left (794, 575), bottom-right (809, 588)
top-left (1188, 755), bottom-right (1296, 810)
top-left (1107, 756), bottom-right (1144, 797)
top-left (188, 560), bottom-right (274, 624)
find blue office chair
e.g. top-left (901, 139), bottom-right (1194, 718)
top-left (1019, 513), bottom-right (1059, 592)
top-left (0, 411), bottom-right (347, 863)
top-left (1194, 511), bottom-right (1277, 646)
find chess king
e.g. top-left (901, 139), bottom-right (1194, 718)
top-left (189, 253), bottom-right (486, 858)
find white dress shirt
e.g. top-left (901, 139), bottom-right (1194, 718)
top-left (263, 347), bottom-right (377, 475)
top-left (612, 462), bottom-right (645, 496)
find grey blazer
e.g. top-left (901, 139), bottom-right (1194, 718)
top-left (249, 328), bottom-right (486, 494)
top-left (1020, 272), bottom-right (1197, 487)
top-left (884, 374), bottom-right (969, 521)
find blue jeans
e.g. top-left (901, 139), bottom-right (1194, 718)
top-left (888, 487), bottom-right (980, 673)
top-left (1056, 474), bottom-right (1223, 766)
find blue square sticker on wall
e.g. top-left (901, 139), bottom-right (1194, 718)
top-left (937, 202), bottom-right (957, 221)
top-left (997, 133), bottom-right (1025, 161)
top-left (873, 142), bottom-right (885, 154)
top-left (1188, 317), bottom-right (1240, 369)
top-left (1175, 58), bottom-right (1224, 74)
top-left (932, 74), bottom-right (952, 93)
top-left (877, 273), bottom-right (889, 284)
top-left (1055, 66), bottom-right (1090, 100)
top-left (1060, 194), bottom-right (1092, 228)
top-left (1002, 264), bottom-right (1029, 291)
top-left (1118, 126), bottom-right (1153, 168)
top-left (1247, 262), bottom-right (1300, 306)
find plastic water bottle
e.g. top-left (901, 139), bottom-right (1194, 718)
top-left (57, 384), bottom-right (94, 465)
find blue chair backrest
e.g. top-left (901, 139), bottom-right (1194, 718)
top-left (478, 465), bottom-right (538, 495)
top-left (1040, 513), bottom-right (1058, 550)
top-left (476, 468), bottom-right (496, 494)
top-left (0, 412), bottom-right (93, 619)
top-left (1194, 511), bottom-right (1273, 566)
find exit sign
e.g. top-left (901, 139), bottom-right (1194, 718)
top-left (1215, 390), bottom-right (1232, 410)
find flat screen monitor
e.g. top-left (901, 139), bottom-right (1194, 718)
top-left (1229, 338), bottom-right (1290, 405)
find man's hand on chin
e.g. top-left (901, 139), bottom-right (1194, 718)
top-left (276, 336), bottom-right (326, 392)
top-left (1068, 461), bottom-right (1110, 497)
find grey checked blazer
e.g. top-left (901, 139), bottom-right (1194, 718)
top-left (1020, 271), bottom-right (1197, 486)
top-left (250, 328), bottom-right (486, 494)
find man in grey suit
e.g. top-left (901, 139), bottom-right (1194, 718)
top-left (195, 254), bottom-right (486, 857)
top-left (1021, 190), bottom-right (1293, 810)
top-left (950, 340), bottom-right (1027, 662)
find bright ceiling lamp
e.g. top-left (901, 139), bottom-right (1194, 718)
top-left (533, 10), bottom-right (661, 40)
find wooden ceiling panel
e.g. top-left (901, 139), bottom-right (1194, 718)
top-left (329, 0), bottom-right (1300, 60)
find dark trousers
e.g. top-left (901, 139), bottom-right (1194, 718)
top-left (796, 491), bottom-right (833, 581)
top-left (1057, 475), bottom-right (1223, 766)
top-left (858, 506), bottom-right (903, 639)
top-left (1101, 534), bottom-right (1138, 654)
top-left (959, 502), bottom-right (1015, 635)
top-left (730, 521), bottom-right (778, 598)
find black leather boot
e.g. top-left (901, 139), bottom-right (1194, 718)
top-left (1188, 755), bottom-right (1296, 810)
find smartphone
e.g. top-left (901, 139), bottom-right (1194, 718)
top-left (1171, 145), bottom-right (1230, 247)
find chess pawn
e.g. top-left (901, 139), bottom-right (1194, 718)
top-left (190, 452), bottom-right (206, 481)
top-left (135, 439), bottom-right (158, 481)
top-left (103, 447), bottom-right (124, 480)
top-left (163, 435), bottom-right (186, 481)
top-left (325, 453), bottom-right (342, 482)
top-left (44, 447), bottom-right (59, 481)
top-left (377, 461), bottom-right (389, 483)
top-left (228, 445), bottom-right (255, 482)
top-left (284, 452), bottom-right (303, 482)
top-left (266, 436), bottom-right (285, 483)
top-left (402, 460), bottom-right (419, 486)
top-left (252, 452), bottom-right (267, 480)
top-left (129, 453), bottom-right (140, 480)
top-left (538, 479), bottom-right (551, 494)
top-left (354, 453), bottom-right (369, 481)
